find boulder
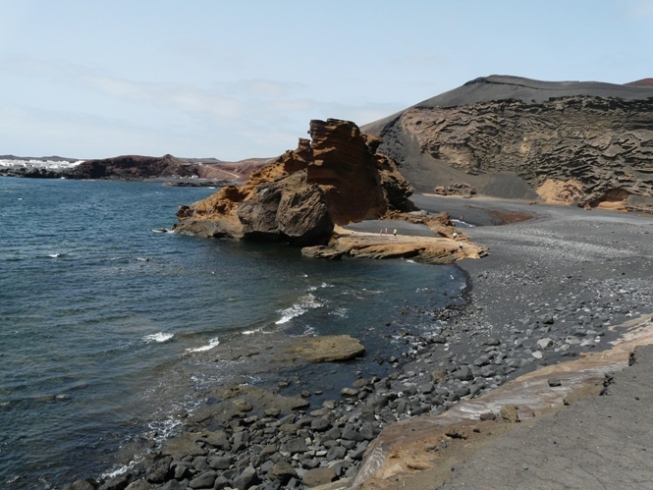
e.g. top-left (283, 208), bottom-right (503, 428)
top-left (302, 467), bottom-right (337, 487)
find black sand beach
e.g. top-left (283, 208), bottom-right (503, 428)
top-left (65, 194), bottom-right (653, 490)
top-left (358, 195), bottom-right (653, 490)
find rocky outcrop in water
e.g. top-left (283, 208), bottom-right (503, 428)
top-left (364, 75), bottom-right (653, 212)
top-left (174, 119), bottom-right (415, 246)
top-left (72, 154), bottom-right (200, 180)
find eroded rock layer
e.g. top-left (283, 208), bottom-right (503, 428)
top-left (365, 76), bottom-right (653, 212)
top-left (175, 119), bottom-right (415, 246)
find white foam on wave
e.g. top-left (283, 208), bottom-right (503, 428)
top-left (48, 253), bottom-right (62, 258)
top-left (101, 454), bottom-right (143, 480)
top-left (186, 337), bottom-right (220, 352)
top-left (452, 219), bottom-right (475, 228)
top-left (143, 332), bottom-right (174, 343)
top-left (329, 307), bottom-right (348, 318)
top-left (148, 415), bottom-right (183, 444)
top-left (275, 293), bottom-right (322, 325)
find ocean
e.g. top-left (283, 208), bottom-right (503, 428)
top-left (0, 178), bottom-right (467, 489)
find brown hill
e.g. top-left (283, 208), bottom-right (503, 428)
top-left (625, 78), bottom-right (653, 88)
top-left (363, 75), bottom-right (653, 212)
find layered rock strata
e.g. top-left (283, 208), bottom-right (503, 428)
top-left (365, 76), bottom-right (653, 212)
top-left (174, 119), bottom-right (415, 246)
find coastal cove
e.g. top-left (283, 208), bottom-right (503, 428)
top-left (0, 178), bottom-right (467, 490)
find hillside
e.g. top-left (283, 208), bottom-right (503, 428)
top-left (363, 75), bottom-right (653, 212)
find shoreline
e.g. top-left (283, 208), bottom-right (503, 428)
top-left (357, 195), bottom-right (653, 489)
top-left (63, 195), bottom-right (653, 490)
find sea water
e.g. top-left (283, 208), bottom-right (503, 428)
top-left (0, 178), bottom-right (467, 489)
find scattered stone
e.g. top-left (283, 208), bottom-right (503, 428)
top-left (145, 456), bottom-right (172, 483)
top-left (233, 466), bottom-right (259, 490)
top-left (269, 461), bottom-right (297, 483)
top-left (537, 338), bottom-right (554, 350)
top-left (302, 467), bottom-right (337, 487)
top-left (480, 412), bottom-right (497, 421)
top-left (189, 470), bottom-right (217, 489)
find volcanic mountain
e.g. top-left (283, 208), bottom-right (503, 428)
top-left (363, 75), bottom-right (653, 212)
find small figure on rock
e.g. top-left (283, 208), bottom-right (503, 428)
top-left (393, 229), bottom-right (397, 237)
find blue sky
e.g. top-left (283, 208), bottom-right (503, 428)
top-left (1, 1), bottom-right (652, 160)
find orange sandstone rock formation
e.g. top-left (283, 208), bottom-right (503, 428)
top-left (174, 119), bottom-right (415, 246)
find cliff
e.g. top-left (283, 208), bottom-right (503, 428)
top-left (364, 75), bottom-right (653, 212)
top-left (174, 119), bottom-right (415, 246)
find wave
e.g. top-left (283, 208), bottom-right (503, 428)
top-left (48, 253), bottom-right (63, 258)
top-left (275, 293), bottom-right (322, 324)
top-left (143, 332), bottom-right (174, 343)
top-left (185, 337), bottom-right (220, 352)
top-left (329, 307), bottom-right (348, 318)
top-left (452, 218), bottom-right (475, 228)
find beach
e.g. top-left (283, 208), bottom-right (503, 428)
top-left (355, 195), bottom-right (653, 490)
top-left (70, 193), bottom-right (653, 490)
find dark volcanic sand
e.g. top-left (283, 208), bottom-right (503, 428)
top-left (377, 195), bottom-right (653, 490)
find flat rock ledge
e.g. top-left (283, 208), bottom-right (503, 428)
top-left (302, 233), bottom-right (488, 265)
top-left (284, 335), bottom-right (365, 363)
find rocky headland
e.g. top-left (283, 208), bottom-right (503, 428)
top-left (364, 75), bottom-right (653, 213)
top-left (174, 118), bottom-right (486, 263)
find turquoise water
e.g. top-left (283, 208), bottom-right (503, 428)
top-left (0, 178), bottom-right (467, 489)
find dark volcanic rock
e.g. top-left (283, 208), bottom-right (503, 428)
top-left (237, 172), bottom-right (334, 246)
top-left (364, 75), bottom-right (653, 212)
top-left (72, 154), bottom-right (198, 180)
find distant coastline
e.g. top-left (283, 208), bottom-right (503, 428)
top-left (0, 154), bottom-right (268, 184)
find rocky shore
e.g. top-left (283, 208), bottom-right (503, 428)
top-left (63, 195), bottom-right (653, 490)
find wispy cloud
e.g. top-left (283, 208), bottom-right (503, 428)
top-left (84, 75), bottom-right (244, 119)
top-left (0, 56), bottom-right (405, 159)
top-left (626, 0), bottom-right (653, 17)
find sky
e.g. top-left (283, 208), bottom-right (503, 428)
top-left (1, 1), bottom-right (653, 161)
